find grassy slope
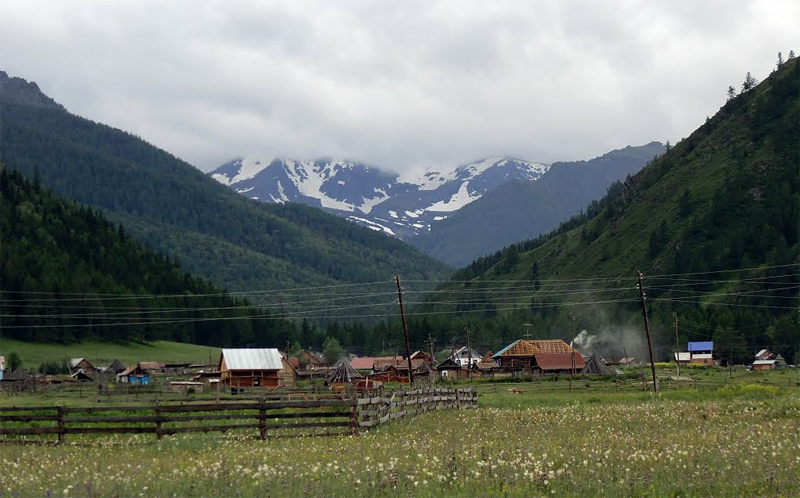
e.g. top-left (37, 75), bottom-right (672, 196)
top-left (0, 338), bottom-right (220, 370)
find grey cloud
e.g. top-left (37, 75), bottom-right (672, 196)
top-left (1, 0), bottom-right (796, 173)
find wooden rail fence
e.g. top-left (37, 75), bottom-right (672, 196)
top-left (0, 387), bottom-right (477, 442)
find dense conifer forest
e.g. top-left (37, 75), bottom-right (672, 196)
top-left (0, 166), bottom-right (297, 347)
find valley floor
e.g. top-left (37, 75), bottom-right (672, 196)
top-left (1, 383), bottom-right (798, 497)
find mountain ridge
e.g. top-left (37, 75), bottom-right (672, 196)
top-left (208, 155), bottom-right (550, 238)
top-left (412, 57), bottom-right (799, 363)
top-left (0, 71), bottom-right (453, 302)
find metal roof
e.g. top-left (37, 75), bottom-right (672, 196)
top-left (221, 348), bottom-right (283, 371)
top-left (688, 341), bottom-right (713, 352)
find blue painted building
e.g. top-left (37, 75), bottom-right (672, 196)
top-left (687, 341), bottom-right (714, 365)
top-left (117, 363), bottom-right (150, 384)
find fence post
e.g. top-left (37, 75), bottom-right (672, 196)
top-left (259, 397), bottom-right (267, 440)
top-left (57, 405), bottom-right (65, 444)
top-left (154, 401), bottom-right (162, 441)
top-left (350, 397), bottom-right (358, 435)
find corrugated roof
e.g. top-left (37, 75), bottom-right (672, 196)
top-left (753, 359), bottom-right (777, 366)
top-left (222, 349), bottom-right (283, 371)
top-left (688, 341), bottom-right (713, 352)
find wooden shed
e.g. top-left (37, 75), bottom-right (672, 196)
top-left (279, 353), bottom-right (299, 388)
top-left (218, 348), bottom-right (283, 389)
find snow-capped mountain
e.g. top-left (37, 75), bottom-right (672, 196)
top-left (209, 156), bottom-right (550, 238)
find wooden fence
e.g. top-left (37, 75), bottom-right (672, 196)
top-left (0, 387), bottom-right (477, 442)
top-left (357, 387), bottom-right (477, 429)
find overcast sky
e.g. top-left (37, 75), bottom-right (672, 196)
top-left (1, 1), bottom-right (796, 173)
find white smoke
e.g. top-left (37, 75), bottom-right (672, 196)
top-left (571, 326), bottom-right (649, 361)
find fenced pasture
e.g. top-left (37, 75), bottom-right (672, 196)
top-left (1, 385), bottom-right (798, 497)
top-left (1, 368), bottom-right (799, 497)
top-left (0, 388), bottom-right (477, 442)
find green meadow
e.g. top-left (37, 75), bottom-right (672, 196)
top-left (1, 370), bottom-right (798, 497)
top-left (0, 338), bottom-right (220, 370)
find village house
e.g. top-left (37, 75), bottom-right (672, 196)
top-left (475, 358), bottom-right (500, 377)
top-left (294, 350), bottom-right (327, 371)
top-left (2, 367), bottom-right (32, 384)
top-left (69, 358), bottom-right (96, 375)
top-left (70, 370), bottom-right (94, 382)
top-left (371, 357), bottom-right (428, 383)
top-left (436, 357), bottom-right (471, 380)
top-left (688, 341), bottom-right (714, 365)
top-left (349, 356), bottom-right (379, 374)
top-left (448, 346), bottom-right (482, 367)
top-left (492, 339), bottom-right (585, 375)
top-left (117, 363), bottom-right (150, 385)
top-left (674, 352), bottom-right (691, 363)
top-left (218, 348), bottom-right (284, 389)
top-left (755, 349), bottom-right (774, 361)
top-left (137, 362), bottom-right (166, 374)
top-left (278, 352), bottom-right (299, 388)
top-left (106, 359), bottom-right (127, 375)
top-left (752, 350), bottom-right (787, 371)
top-left (410, 350), bottom-right (433, 363)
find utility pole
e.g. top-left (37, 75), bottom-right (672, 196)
top-left (466, 324), bottom-right (473, 380)
top-left (729, 348), bottom-right (733, 378)
top-left (395, 275), bottom-right (414, 386)
top-left (569, 311), bottom-right (576, 391)
top-left (426, 334), bottom-right (435, 367)
top-left (637, 271), bottom-right (658, 392)
top-left (673, 312), bottom-right (680, 378)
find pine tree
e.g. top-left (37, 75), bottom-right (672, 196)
top-left (741, 72), bottom-right (758, 92)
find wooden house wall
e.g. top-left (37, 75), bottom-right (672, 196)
top-left (221, 370), bottom-right (280, 388)
top-left (498, 358), bottom-right (532, 371)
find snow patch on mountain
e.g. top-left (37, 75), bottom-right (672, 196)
top-left (209, 155), bottom-right (550, 239)
top-left (426, 181), bottom-right (481, 212)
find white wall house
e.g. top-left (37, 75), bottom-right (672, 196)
top-left (448, 346), bottom-right (482, 367)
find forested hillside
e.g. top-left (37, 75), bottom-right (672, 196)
top-left (0, 71), bottom-right (451, 297)
top-left (0, 166), bottom-right (299, 347)
top-left (409, 57), bottom-right (799, 363)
